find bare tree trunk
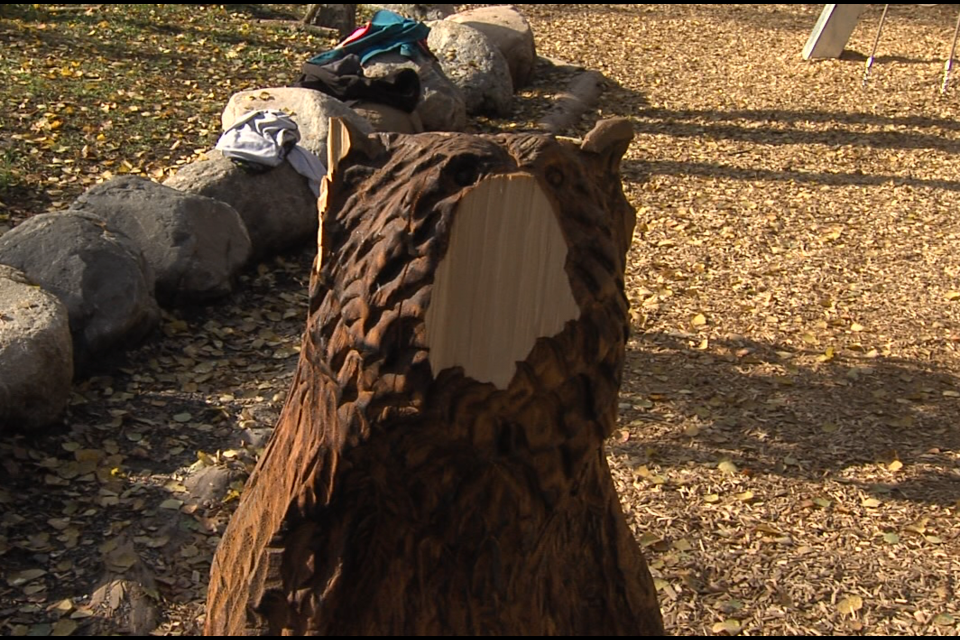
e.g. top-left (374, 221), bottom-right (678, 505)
top-left (303, 4), bottom-right (320, 24)
top-left (302, 3), bottom-right (356, 39)
top-left (204, 118), bottom-right (663, 635)
top-left (301, 4), bottom-right (320, 25)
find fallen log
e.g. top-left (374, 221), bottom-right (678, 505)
top-left (538, 70), bottom-right (606, 134)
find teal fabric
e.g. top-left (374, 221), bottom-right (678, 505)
top-left (308, 10), bottom-right (430, 66)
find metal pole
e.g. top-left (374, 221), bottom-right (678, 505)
top-left (941, 7), bottom-right (960, 94)
top-left (863, 4), bottom-right (890, 87)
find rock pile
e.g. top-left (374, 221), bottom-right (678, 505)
top-left (0, 5), bottom-right (601, 434)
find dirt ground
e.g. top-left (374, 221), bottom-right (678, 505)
top-left (527, 4), bottom-right (960, 635)
top-left (2, 4), bottom-right (960, 636)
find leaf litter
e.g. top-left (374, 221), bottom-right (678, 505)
top-left (2, 3), bottom-right (960, 637)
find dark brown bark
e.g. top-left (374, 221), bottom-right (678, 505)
top-left (204, 118), bottom-right (663, 635)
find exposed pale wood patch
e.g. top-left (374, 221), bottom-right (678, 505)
top-left (424, 173), bottom-right (579, 388)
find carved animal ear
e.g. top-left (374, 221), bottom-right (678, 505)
top-left (580, 118), bottom-right (637, 258)
top-left (580, 118), bottom-right (634, 173)
top-left (318, 118), bottom-right (387, 273)
top-left (319, 118), bottom-right (385, 220)
top-left (326, 117), bottom-right (385, 176)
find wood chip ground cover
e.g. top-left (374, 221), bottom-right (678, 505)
top-left (2, 3), bottom-right (959, 636)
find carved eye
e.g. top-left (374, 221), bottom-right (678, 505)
top-left (445, 154), bottom-right (482, 187)
top-left (546, 166), bottom-right (564, 188)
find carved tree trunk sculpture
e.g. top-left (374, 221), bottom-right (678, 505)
top-left (204, 118), bottom-right (664, 635)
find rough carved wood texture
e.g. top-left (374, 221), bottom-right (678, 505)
top-left (204, 118), bottom-right (664, 635)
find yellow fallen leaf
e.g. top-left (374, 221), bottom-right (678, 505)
top-left (639, 532), bottom-right (662, 547)
top-left (838, 595), bottom-right (863, 615)
top-left (718, 460), bottom-right (738, 475)
top-left (946, 291), bottom-right (960, 301)
top-left (905, 517), bottom-right (929, 535)
top-left (51, 618), bottom-right (77, 636)
top-left (50, 598), bottom-right (74, 614)
top-left (106, 548), bottom-right (138, 570)
top-left (712, 619), bottom-right (742, 634)
top-left (10, 569), bottom-right (47, 585)
top-left (691, 313), bottom-right (707, 327)
top-left (888, 460), bottom-right (903, 472)
top-left (934, 613), bottom-right (956, 626)
top-left (755, 524), bottom-right (783, 536)
top-left (862, 498), bottom-right (881, 508)
top-left (850, 322), bottom-right (865, 332)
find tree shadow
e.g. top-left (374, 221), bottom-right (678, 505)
top-left (626, 157), bottom-right (960, 193)
top-left (838, 50), bottom-right (935, 65)
top-left (631, 106), bottom-right (960, 153)
top-left (0, 246), bottom-right (312, 633)
top-left (615, 331), bottom-right (960, 507)
top-left (599, 99), bottom-right (960, 191)
top-left (634, 106), bottom-right (960, 134)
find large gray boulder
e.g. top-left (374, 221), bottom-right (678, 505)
top-left (0, 211), bottom-right (159, 371)
top-left (0, 266), bottom-right (73, 431)
top-left (427, 20), bottom-right (513, 117)
top-left (449, 5), bottom-right (537, 89)
top-left (72, 176), bottom-right (252, 305)
top-left (365, 4), bottom-right (456, 20)
top-left (220, 88), bottom-right (373, 158)
top-left (364, 50), bottom-right (467, 131)
top-left (349, 100), bottom-right (424, 133)
top-left (164, 150), bottom-right (318, 258)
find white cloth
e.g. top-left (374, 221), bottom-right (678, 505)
top-left (215, 109), bottom-right (326, 196)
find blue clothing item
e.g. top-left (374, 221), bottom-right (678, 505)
top-left (308, 10), bottom-right (430, 66)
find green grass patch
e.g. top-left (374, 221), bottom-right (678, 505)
top-left (0, 3), bottom-right (336, 222)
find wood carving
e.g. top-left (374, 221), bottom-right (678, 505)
top-left (204, 117), bottom-right (664, 635)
